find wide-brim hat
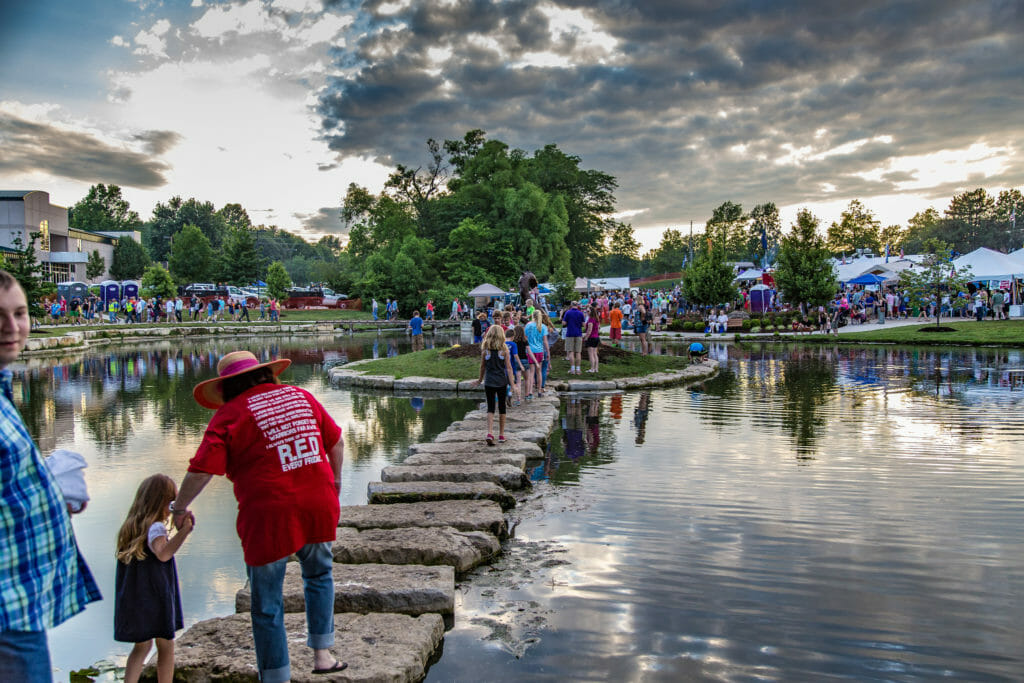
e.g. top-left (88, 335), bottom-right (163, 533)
top-left (193, 350), bottom-right (290, 409)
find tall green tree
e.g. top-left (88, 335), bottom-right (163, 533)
top-left (6, 234), bottom-right (47, 317)
top-left (145, 196), bottom-right (227, 260)
top-left (168, 224), bottom-right (214, 284)
top-left (218, 228), bottom-right (265, 285)
top-left (898, 239), bottom-right (973, 328)
top-left (705, 201), bottom-right (748, 259)
top-left (265, 261), bottom-right (292, 301)
top-left (994, 189), bottom-right (1024, 249)
top-left (773, 209), bottom-right (837, 309)
top-left (827, 199), bottom-right (881, 256)
top-left (681, 243), bottom-right (737, 307)
top-left (646, 228), bottom-right (689, 275)
top-left (69, 184), bottom-right (141, 233)
top-left (109, 237), bottom-right (150, 280)
top-left (217, 202), bottom-right (253, 230)
top-left (604, 222), bottom-right (640, 276)
top-left (86, 250), bottom-right (106, 280)
top-left (748, 202), bottom-right (782, 265)
top-left (140, 263), bottom-right (177, 299)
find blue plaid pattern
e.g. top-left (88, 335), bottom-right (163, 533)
top-left (0, 370), bottom-right (101, 631)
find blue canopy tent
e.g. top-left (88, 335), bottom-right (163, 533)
top-left (846, 273), bottom-right (888, 286)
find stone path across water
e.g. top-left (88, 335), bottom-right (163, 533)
top-left (152, 365), bottom-right (718, 681)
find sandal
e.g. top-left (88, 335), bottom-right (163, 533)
top-left (486, 434), bottom-right (495, 446)
top-left (313, 660), bottom-right (348, 675)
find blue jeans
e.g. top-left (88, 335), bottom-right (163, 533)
top-left (247, 542), bottom-right (335, 683)
top-left (0, 629), bottom-right (51, 682)
top-left (541, 356), bottom-right (549, 387)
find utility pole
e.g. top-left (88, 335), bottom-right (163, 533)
top-left (689, 220), bottom-right (693, 263)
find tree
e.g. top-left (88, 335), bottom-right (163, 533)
top-left (879, 224), bottom-right (905, 255)
top-left (218, 227), bottom-right (265, 285)
top-left (705, 201), bottom-right (748, 259)
top-left (827, 199), bottom-right (881, 256)
top-left (140, 263), bottom-right (177, 299)
top-left (994, 189), bottom-right (1024, 250)
top-left (109, 237), bottom-right (150, 280)
top-left (86, 250), bottom-right (106, 280)
top-left (69, 184), bottom-right (141, 233)
top-left (168, 224), bottom-right (214, 284)
top-left (646, 228), bottom-right (689, 275)
top-left (265, 261), bottom-right (292, 301)
top-left (217, 202), bottom-right (253, 231)
top-left (604, 222), bottom-right (640, 276)
top-left (6, 233), bottom-right (47, 318)
top-left (144, 196), bottom-right (227, 260)
top-left (898, 239), bottom-right (973, 329)
top-left (773, 209), bottom-right (837, 310)
top-left (681, 243), bottom-right (737, 307)
top-left (902, 207), bottom-right (943, 253)
top-left (748, 202), bottom-right (782, 265)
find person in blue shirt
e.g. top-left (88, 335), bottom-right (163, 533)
top-left (688, 341), bottom-right (708, 361)
top-left (561, 301), bottom-right (586, 375)
top-left (0, 271), bottom-right (101, 681)
top-left (407, 310), bottom-right (424, 351)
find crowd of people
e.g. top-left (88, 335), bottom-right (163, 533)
top-left (39, 294), bottom-right (288, 326)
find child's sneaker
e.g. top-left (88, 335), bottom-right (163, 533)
top-left (498, 435), bottom-right (506, 443)
top-left (486, 434), bottom-right (495, 446)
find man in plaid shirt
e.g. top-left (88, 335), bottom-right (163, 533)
top-left (0, 270), bottom-right (100, 681)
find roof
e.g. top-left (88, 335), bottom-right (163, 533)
top-left (467, 283), bottom-right (506, 297)
top-left (952, 247), bottom-right (1024, 281)
top-left (0, 190), bottom-right (39, 199)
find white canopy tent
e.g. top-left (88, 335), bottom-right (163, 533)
top-left (467, 283), bottom-right (506, 297)
top-left (574, 277), bottom-right (630, 292)
top-left (734, 269), bottom-right (764, 281)
top-left (952, 248), bottom-right (1024, 281)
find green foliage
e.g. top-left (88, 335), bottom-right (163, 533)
top-left (265, 261), bottom-right (292, 301)
top-left (140, 264), bottom-right (177, 299)
top-left (749, 202), bottom-right (781, 265)
top-left (6, 233), bottom-right (47, 317)
top-left (218, 228), bottom-right (265, 286)
top-left (169, 224), bottom-right (215, 284)
top-left (827, 199), bottom-right (881, 256)
top-left (706, 201), bottom-right (748, 259)
top-left (898, 239), bottom-right (973, 328)
top-left (145, 197), bottom-right (227, 260)
top-left (774, 209), bottom-right (837, 309)
top-left (681, 243), bottom-right (737, 306)
top-left (86, 250), bottom-right (106, 280)
top-left (644, 228), bottom-right (689, 276)
top-left (69, 184), bottom-right (141, 233)
top-left (109, 237), bottom-right (151, 280)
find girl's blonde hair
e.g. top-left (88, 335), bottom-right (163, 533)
top-left (531, 310), bottom-right (543, 328)
top-left (540, 310), bottom-right (554, 329)
top-left (482, 323), bottom-right (506, 351)
top-left (116, 474), bottom-right (177, 563)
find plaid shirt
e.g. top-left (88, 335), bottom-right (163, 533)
top-left (0, 369), bottom-right (101, 631)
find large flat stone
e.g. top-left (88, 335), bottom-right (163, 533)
top-left (433, 427), bottom-right (548, 444)
top-left (235, 563), bottom-right (454, 617)
top-left (368, 481), bottom-right (516, 511)
top-left (145, 611), bottom-right (444, 682)
top-left (408, 440), bottom-right (542, 460)
top-left (381, 464), bottom-right (528, 490)
top-left (392, 376), bottom-right (460, 391)
top-left (564, 379), bottom-right (618, 391)
top-left (402, 451), bottom-right (526, 470)
top-left (340, 500), bottom-right (508, 538)
top-left (333, 526), bottom-right (500, 574)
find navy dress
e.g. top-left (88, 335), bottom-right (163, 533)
top-left (114, 522), bottom-right (183, 642)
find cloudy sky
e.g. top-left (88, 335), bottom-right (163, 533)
top-left (1, 0), bottom-right (1021, 251)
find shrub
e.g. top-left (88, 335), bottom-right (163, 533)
top-left (741, 319), bottom-right (752, 330)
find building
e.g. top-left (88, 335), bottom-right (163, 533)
top-left (0, 190), bottom-right (131, 283)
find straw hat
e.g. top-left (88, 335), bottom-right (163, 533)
top-left (192, 350), bottom-right (290, 409)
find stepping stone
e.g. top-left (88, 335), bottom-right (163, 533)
top-left (381, 464), bottom-right (528, 490)
top-left (392, 376), bottom-right (459, 391)
top-left (409, 440), bottom-right (543, 460)
top-left (146, 611), bottom-right (443, 682)
top-left (433, 427), bottom-right (548, 444)
top-left (464, 408), bottom-right (555, 422)
top-left (368, 481), bottom-right (516, 511)
top-left (340, 500), bottom-right (508, 538)
top-left (565, 379), bottom-right (618, 391)
top-left (235, 563), bottom-right (454, 617)
top-left (333, 526), bottom-right (500, 574)
top-left (402, 451), bottom-right (526, 470)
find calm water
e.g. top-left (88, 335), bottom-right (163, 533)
top-left (14, 336), bottom-right (1024, 681)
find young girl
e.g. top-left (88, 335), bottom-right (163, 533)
top-left (473, 324), bottom-right (515, 444)
top-left (115, 474), bottom-right (194, 683)
top-left (585, 306), bottom-right (601, 373)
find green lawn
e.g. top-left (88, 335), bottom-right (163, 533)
top-left (634, 277), bottom-right (682, 289)
top-left (793, 320), bottom-right (1024, 346)
top-left (352, 346), bottom-right (689, 380)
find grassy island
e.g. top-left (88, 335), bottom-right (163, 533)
top-left (352, 343), bottom-right (690, 381)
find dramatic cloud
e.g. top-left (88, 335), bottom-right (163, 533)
top-left (0, 106), bottom-right (178, 189)
top-left (317, 0), bottom-right (1024, 227)
top-left (295, 206), bottom-right (345, 234)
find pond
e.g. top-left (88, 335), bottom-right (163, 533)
top-left (14, 335), bottom-right (1024, 681)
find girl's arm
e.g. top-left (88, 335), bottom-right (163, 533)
top-left (151, 515), bottom-right (194, 562)
top-left (505, 353), bottom-right (515, 385)
top-left (475, 352), bottom-right (485, 385)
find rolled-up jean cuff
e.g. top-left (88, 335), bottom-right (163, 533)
top-left (262, 663), bottom-right (291, 683)
top-left (308, 631), bottom-right (334, 649)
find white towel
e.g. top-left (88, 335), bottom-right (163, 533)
top-left (45, 449), bottom-right (90, 510)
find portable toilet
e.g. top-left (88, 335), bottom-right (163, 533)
top-left (68, 282), bottom-right (88, 302)
top-left (121, 280), bottom-right (140, 300)
top-left (57, 282), bottom-right (72, 301)
top-left (101, 280), bottom-right (121, 303)
top-left (749, 284), bottom-right (772, 314)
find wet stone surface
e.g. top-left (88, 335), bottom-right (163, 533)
top-left (380, 464), bottom-right (529, 490)
top-left (339, 500), bottom-right (509, 539)
top-left (333, 526), bottom-right (502, 575)
top-left (367, 480), bottom-right (517, 511)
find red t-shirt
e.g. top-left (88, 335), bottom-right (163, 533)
top-left (189, 384), bottom-right (342, 566)
top-left (609, 309), bottom-right (623, 329)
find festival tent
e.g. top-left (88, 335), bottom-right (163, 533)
top-left (734, 269), bottom-right (764, 281)
top-left (467, 283), bottom-right (506, 297)
top-left (574, 276), bottom-right (630, 292)
top-left (952, 248), bottom-right (1024, 281)
top-left (847, 273), bottom-right (889, 286)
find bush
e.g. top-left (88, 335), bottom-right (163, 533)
top-left (741, 319), bottom-right (752, 330)
top-left (682, 321), bottom-right (695, 331)
top-left (667, 318), bottom-right (686, 332)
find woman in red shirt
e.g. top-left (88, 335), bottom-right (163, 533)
top-left (170, 350), bottom-right (347, 680)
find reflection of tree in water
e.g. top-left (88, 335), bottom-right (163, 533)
top-left (633, 391), bottom-right (651, 444)
top-left (346, 393), bottom-right (476, 463)
top-left (779, 349), bottom-right (838, 459)
top-left (686, 367), bottom-right (740, 430)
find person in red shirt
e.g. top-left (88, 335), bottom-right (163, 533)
top-left (170, 350), bottom-right (347, 680)
top-left (608, 303), bottom-right (623, 345)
